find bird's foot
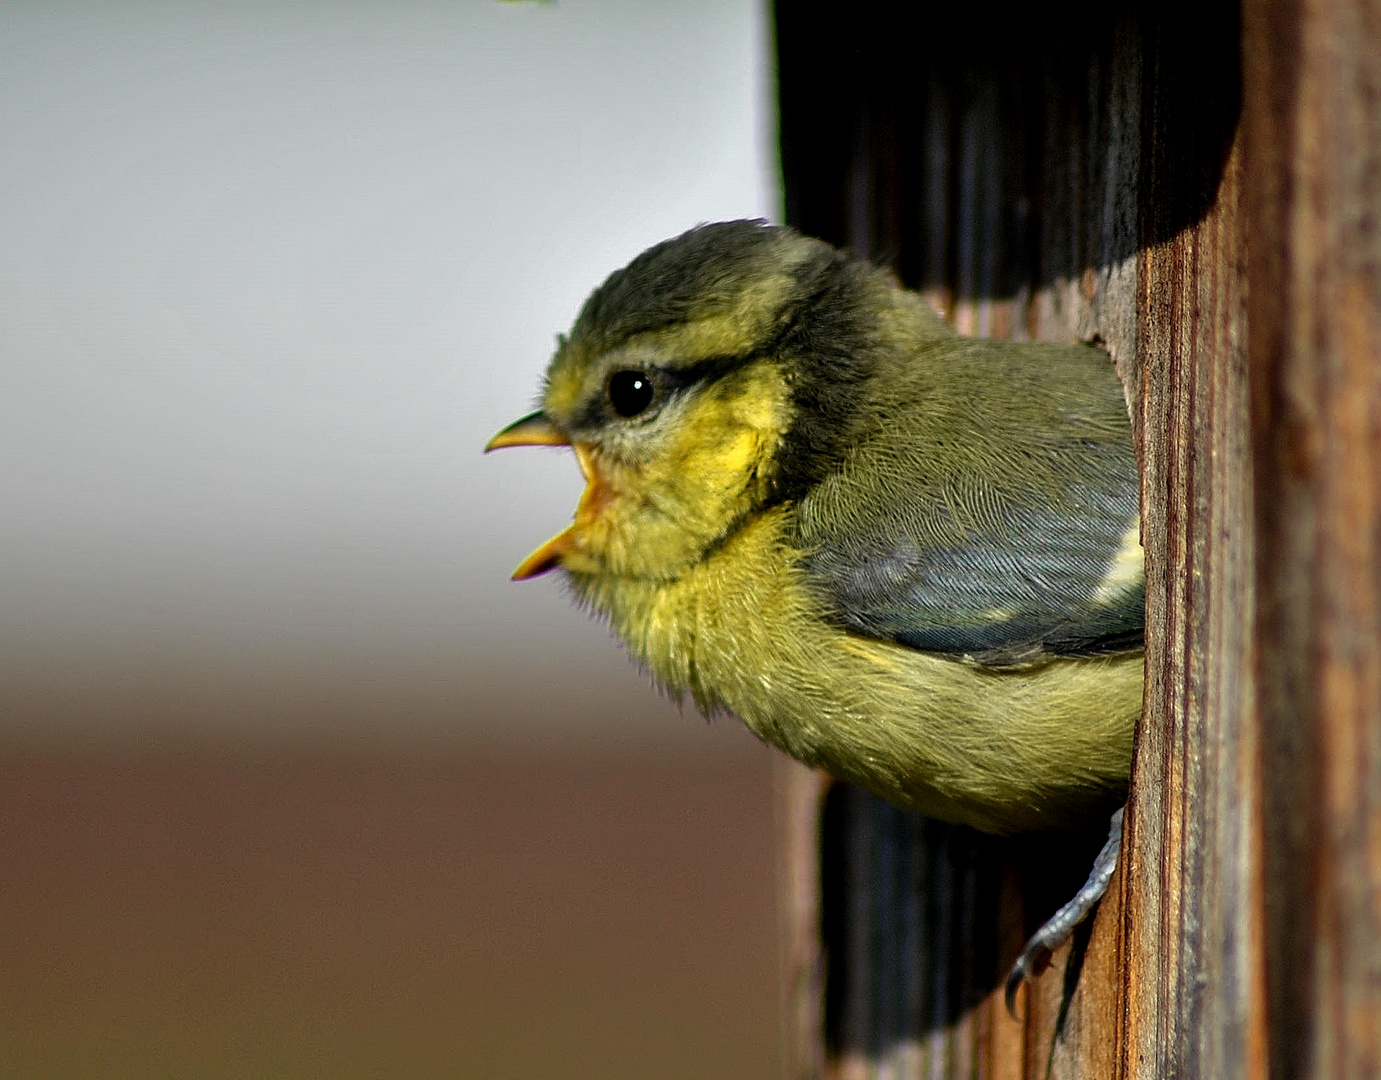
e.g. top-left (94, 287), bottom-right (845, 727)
top-left (1004, 805), bottom-right (1124, 1017)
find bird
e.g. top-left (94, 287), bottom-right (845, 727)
top-left (486, 220), bottom-right (1144, 1000)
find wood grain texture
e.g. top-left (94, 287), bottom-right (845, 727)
top-left (775, 6), bottom-right (1181, 1074)
top-left (779, 758), bottom-right (829, 1080)
top-left (1125, 86), bottom-right (1261, 1080)
top-left (1243, 0), bottom-right (1381, 1076)
top-left (771, 0), bottom-right (1378, 1075)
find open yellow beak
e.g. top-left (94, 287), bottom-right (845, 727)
top-left (485, 411), bottom-right (598, 581)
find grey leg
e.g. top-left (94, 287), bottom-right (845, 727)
top-left (1004, 805), bottom-right (1124, 1016)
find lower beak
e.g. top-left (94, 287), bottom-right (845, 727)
top-left (485, 413), bottom-right (598, 581)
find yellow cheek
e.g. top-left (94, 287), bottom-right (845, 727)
top-left (563, 363), bottom-right (793, 579)
top-left (707, 429), bottom-right (764, 482)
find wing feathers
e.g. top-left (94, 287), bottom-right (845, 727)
top-left (795, 342), bottom-right (1144, 669)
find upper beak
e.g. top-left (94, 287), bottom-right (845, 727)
top-left (485, 410), bottom-right (593, 581)
top-left (484, 411), bottom-right (571, 452)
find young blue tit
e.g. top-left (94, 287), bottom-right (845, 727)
top-left (489, 221), bottom-right (1144, 996)
top-left (489, 220), bottom-right (1143, 841)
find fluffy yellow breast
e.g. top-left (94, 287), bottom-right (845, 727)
top-left (569, 508), bottom-right (1140, 835)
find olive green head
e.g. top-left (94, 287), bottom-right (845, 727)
top-left (488, 220), bottom-right (911, 582)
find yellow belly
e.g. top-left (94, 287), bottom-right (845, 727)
top-left (570, 508), bottom-right (1141, 835)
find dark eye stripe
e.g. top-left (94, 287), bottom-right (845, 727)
top-left (573, 353), bottom-right (756, 431)
top-left (669, 352), bottom-right (755, 388)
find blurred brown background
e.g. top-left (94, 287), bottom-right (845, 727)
top-left (0, 732), bottom-right (780, 1079)
top-left (0, 1), bottom-right (782, 1076)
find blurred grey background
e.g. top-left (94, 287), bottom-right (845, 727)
top-left (0, 3), bottom-right (784, 1077)
top-left (0, 0), bottom-right (776, 745)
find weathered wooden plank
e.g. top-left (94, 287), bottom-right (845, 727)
top-left (1117, 5), bottom-right (1260, 1075)
top-left (779, 759), bottom-right (829, 1080)
top-left (1124, 121), bottom-right (1259, 1080)
top-left (776, 0), bottom-right (1381, 1074)
top-left (1241, 0), bottom-right (1381, 1076)
top-left (773, 2), bottom-right (1253, 1077)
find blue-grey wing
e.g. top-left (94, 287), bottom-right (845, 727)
top-left (795, 344), bottom-right (1144, 668)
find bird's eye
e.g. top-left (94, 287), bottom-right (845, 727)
top-left (607, 370), bottom-right (656, 418)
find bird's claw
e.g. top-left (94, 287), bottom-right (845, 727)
top-left (1004, 806), bottom-right (1124, 1018)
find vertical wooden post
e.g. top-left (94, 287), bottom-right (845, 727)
top-left (1242, 0), bottom-right (1381, 1076)
top-left (1120, 27), bottom-right (1260, 1077)
top-left (775, 0), bottom-right (1381, 1075)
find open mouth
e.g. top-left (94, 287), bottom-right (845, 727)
top-left (484, 412), bottom-right (605, 580)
